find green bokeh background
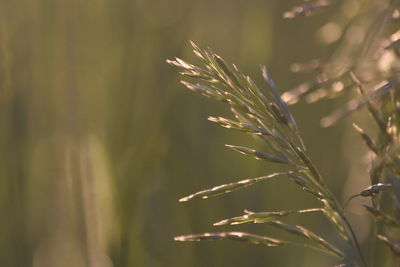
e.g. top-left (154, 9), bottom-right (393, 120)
top-left (0, 0), bottom-right (372, 266)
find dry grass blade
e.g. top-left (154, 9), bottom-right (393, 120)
top-left (175, 232), bottom-right (285, 247)
top-left (213, 208), bottom-right (322, 226)
top-left (225, 144), bottom-right (290, 163)
top-left (178, 172), bottom-right (284, 202)
top-left (364, 205), bottom-right (400, 227)
top-left (268, 221), bottom-right (344, 258)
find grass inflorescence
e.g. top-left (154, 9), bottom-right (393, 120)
top-left (168, 42), bottom-right (367, 266)
top-left (169, 1), bottom-right (400, 266)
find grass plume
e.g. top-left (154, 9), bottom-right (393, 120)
top-left (169, 42), bottom-right (367, 266)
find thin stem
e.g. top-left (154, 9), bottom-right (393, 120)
top-left (344, 194), bottom-right (361, 209)
top-left (342, 215), bottom-right (368, 267)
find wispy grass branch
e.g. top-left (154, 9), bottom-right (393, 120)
top-left (168, 42), bottom-right (367, 266)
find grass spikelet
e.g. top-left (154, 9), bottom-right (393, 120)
top-left (268, 221), bottom-right (344, 258)
top-left (213, 208), bottom-right (322, 226)
top-left (208, 116), bottom-right (270, 135)
top-left (175, 231), bottom-right (343, 258)
top-left (180, 81), bottom-right (225, 101)
top-left (322, 199), bottom-right (350, 241)
top-left (175, 232), bottom-right (285, 247)
top-left (225, 144), bottom-right (290, 163)
top-left (377, 235), bottom-right (400, 256)
top-left (352, 123), bottom-right (378, 153)
top-left (213, 54), bottom-right (242, 89)
top-left (261, 65), bottom-right (298, 131)
top-left (178, 172), bottom-right (284, 202)
top-left (364, 205), bottom-right (400, 227)
top-left (359, 183), bottom-right (391, 197)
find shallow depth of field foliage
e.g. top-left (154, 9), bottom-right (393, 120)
top-left (2, 0), bottom-right (400, 266)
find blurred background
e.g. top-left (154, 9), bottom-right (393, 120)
top-left (0, 0), bottom-right (375, 266)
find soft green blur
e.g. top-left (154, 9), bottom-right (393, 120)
top-left (0, 0), bottom-right (372, 266)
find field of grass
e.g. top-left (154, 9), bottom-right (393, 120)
top-left (1, 0), bottom-right (399, 266)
